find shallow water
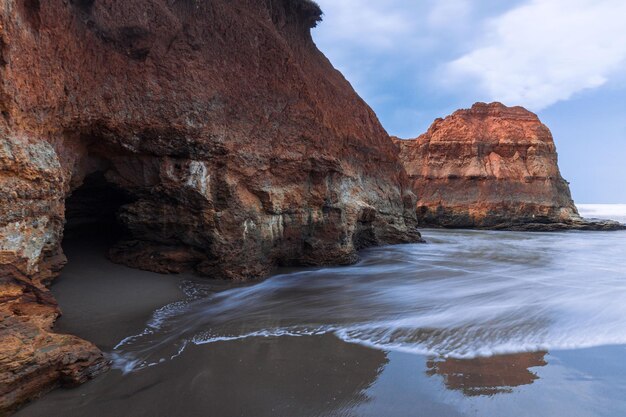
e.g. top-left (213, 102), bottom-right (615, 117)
top-left (111, 227), bottom-right (626, 371)
top-left (16, 205), bottom-right (626, 417)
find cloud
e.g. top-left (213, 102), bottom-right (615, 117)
top-left (312, 0), bottom-right (474, 94)
top-left (314, 0), bottom-right (413, 50)
top-left (314, 0), bottom-right (478, 52)
top-left (444, 0), bottom-right (626, 110)
top-left (427, 0), bottom-right (471, 30)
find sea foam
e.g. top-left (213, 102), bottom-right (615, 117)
top-left (111, 220), bottom-right (626, 372)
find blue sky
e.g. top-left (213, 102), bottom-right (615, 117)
top-left (312, 0), bottom-right (626, 204)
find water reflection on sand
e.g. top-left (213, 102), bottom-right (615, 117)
top-left (426, 351), bottom-right (547, 396)
top-left (112, 229), bottom-right (626, 372)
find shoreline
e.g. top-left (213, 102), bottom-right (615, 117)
top-left (50, 239), bottom-right (194, 351)
top-left (14, 229), bottom-right (626, 417)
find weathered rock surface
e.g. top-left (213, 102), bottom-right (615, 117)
top-left (0, 0), bottom-right (419, 412)
top-left (0, 134), bottom-right (108, 415)
top-left (394, 102), bottom-right (624, 230)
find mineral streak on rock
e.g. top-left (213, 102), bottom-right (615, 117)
top-left (0, 0), bottom-right (420, 411)
top-left (394, 102), bottom-right (624, 231)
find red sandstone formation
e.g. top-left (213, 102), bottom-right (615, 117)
top-left (0, 136), bottom-right (108, 414)
top-left (0, 0), bottom-right (420, 412)
top-left (394, 102), bottom-right (622, 230)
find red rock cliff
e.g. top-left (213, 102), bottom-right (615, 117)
top-left (0, 0), bottom-right (420, 412)
top-left (394, 102), bottom-right (583, 229)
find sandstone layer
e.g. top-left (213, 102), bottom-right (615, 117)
top-left (394, 102), bottom-right (624, 231)
top-left (0, 0), bottom-right (420, 412)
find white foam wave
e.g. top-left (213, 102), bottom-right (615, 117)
top-left (111, 229), bottom-right (626, 372)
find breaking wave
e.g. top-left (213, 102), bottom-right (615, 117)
top-left (111, 221), bottom-right (626, 373)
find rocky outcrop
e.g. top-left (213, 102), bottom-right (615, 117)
top-left (0, 0), bottom-right (419, 411)
top-left (0, 134), bottom-right (108, 414)
top-left (394, 102), bottom-right (624, 230)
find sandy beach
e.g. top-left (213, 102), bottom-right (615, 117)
top-left (14, 229), bottom-right (626, 417)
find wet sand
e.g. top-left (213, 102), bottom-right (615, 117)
top-left (48, 239), bottom-right (195, 350)
top-left (15, 234), bottom-right (626, 417)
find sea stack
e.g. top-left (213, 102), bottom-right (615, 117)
top-left (394, 102), bottom-right (621, 230)
top-left (0, 0), bottom-right (420, 412)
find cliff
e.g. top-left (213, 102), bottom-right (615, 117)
top-left (394, 102), bottom-right (623, 230)
top-left (0, 0), bottom-right (420, 412)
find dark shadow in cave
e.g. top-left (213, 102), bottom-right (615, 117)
top-left (63, 171), bottom-right (134, 247)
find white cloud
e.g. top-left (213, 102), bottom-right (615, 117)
top-left (315, 0), bottom-right (476, 51)
top-left (314, 0), bottom-right (412, 50)
top-left (427, 0), bottom-right (471, 30)
top-left (444, 0), bottom-right (626, 110)
top-left (313, 0), bottom-right (474, 101)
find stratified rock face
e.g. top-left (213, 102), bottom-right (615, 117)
top-left (0, 0), bottom-right (419, 411)
top-left (0, 133), bottom-right (108, 414)
top-left (394, 102), bottom-right (581, 229)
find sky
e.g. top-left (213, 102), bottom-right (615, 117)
top-left (312, 0), bottom-right (626, 204)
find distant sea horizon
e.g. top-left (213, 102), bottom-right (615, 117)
top-left (576, 203), bottom-right (626, 224)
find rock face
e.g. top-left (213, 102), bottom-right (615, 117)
top-left (394, 102), bottom-right (623, 230)
top-left (0, 135), bottom-right (108, 414)
top-left (0, 0), bottom-right (420, 412)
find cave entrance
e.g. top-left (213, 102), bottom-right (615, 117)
top-left (63, 171), bottom-right (134, 246)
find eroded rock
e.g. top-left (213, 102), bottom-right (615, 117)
top-left (394, 102), bottom-right (624, 231)
top-left (0, 134), bottom-right (107, 415)
top-left (0, 0), bottom-right (419, 411)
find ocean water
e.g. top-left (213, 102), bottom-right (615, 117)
top-left (17, 205), bottom-right (626, 417)
top-left (578, 203), bottom-right (626, 224)
top-left (111, 205), bottom-right (626, 373)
